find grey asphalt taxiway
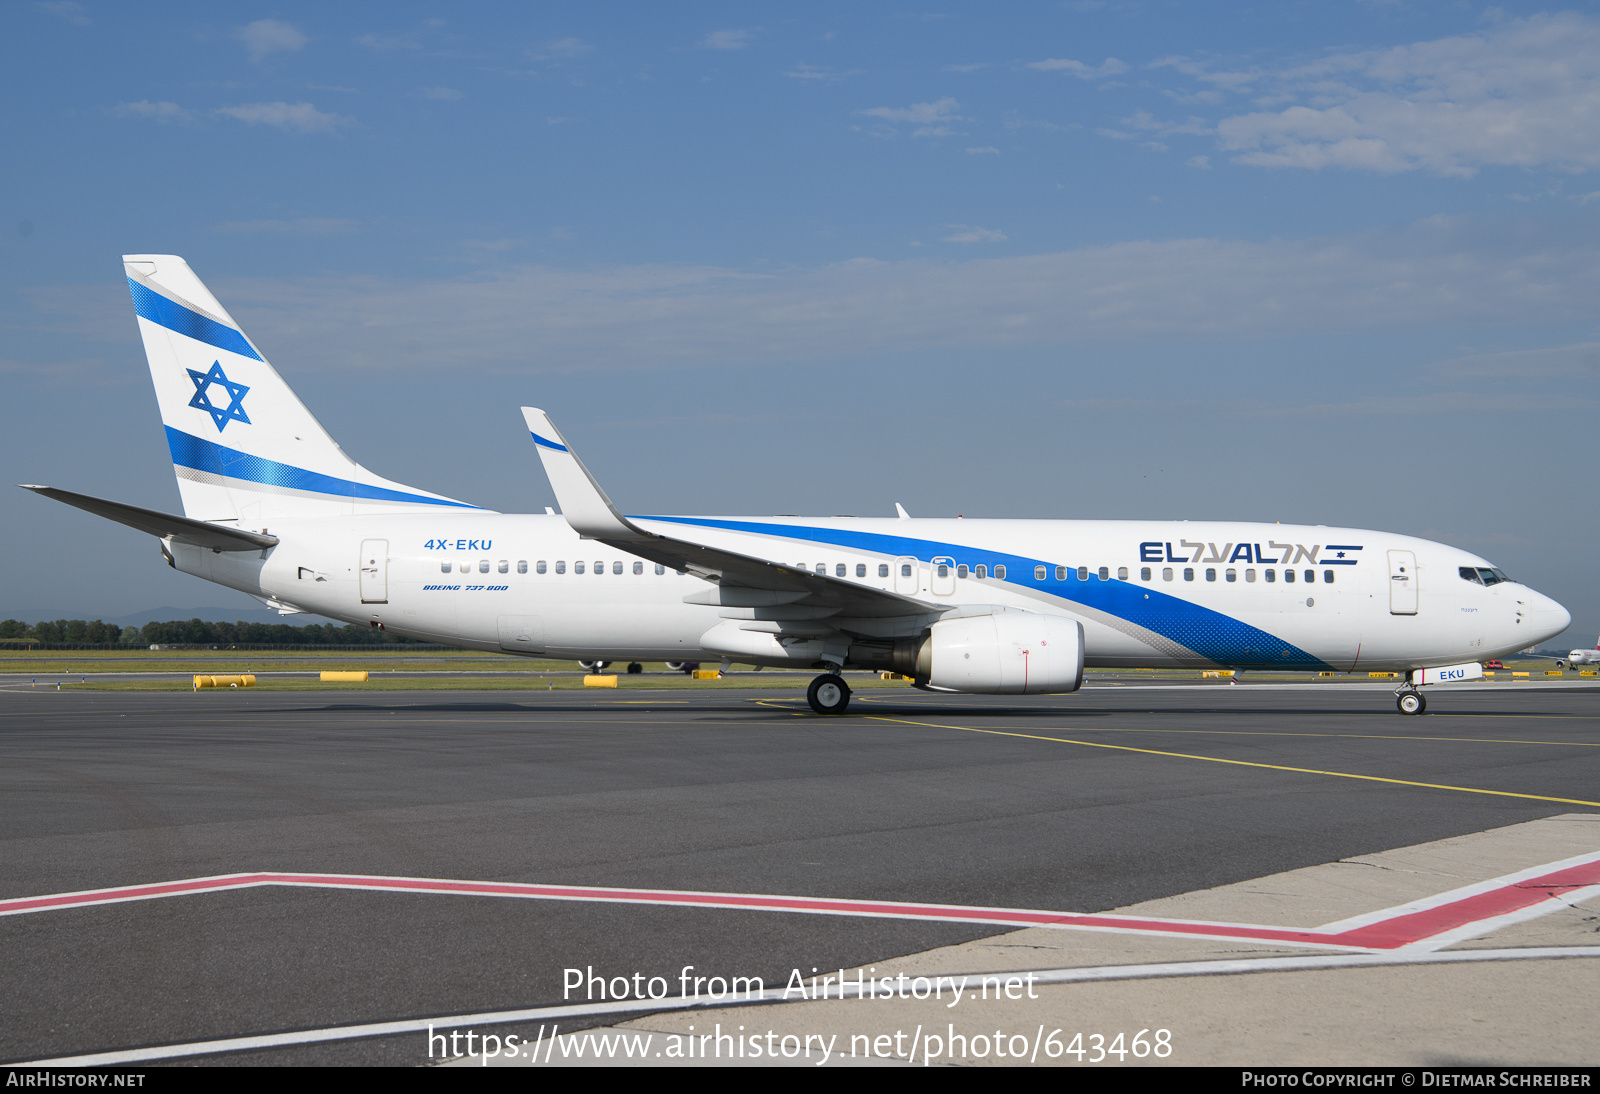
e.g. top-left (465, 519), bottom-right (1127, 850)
top-left (1, 681), bottom-right (1597, 1065)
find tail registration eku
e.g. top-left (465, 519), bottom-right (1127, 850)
top-left (20, 255), bottom-right (1572, 716)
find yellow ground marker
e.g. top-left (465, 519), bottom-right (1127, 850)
top-left (320, 670), bottom-right (368, 682)
top-left (193, 674), bottom-right (255, 690)
top-left (583, 675), bottom-right (618, 688)
top-left (864, 714), bottom-right (1600, 810)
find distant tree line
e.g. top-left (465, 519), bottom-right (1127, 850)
top-left (0, 618), bottom-right (429, 646)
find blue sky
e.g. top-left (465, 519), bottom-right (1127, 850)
top-left (3, 1), bottom-right (1599, 645)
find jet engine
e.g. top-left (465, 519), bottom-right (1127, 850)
top-left (891, 610), bottom-right (1084, 694)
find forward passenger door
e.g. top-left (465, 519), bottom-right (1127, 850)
top-left (1388, 550), bottom-right (1418, 615)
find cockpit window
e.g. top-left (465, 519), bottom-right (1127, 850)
top-left (1463, 566), bottom-right (1512, 586)
top-left (1459, 567), bottom-right (1483, 585)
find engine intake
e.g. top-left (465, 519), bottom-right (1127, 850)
top-left (891, 611), bottom-right (1084, 694)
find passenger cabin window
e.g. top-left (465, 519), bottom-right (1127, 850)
top-left (479, 560), bottom-right (490, 574)
top-left (1184, 568), bottom-right (1195, 581)
top-left (1323, 570), bottom-right (1334, 584)
top-left (1140, 567), bottom-right (1151, 581)
top-left (994, 565), bottom-right (1007, 580)
top-left (612, 561), bottom-right (622, 575)
top-left (1265, 569), bottom-right (1275, 583)
top-left (1098, 566), bottom-right (1109, 581)
top-left (900, 563), bottom-right (912, 578)
top-left (655, 564), bottom-right (665, 575)
top-left (498, 560), bottom-right (509, 574)
top-left (857, 564), bottom-right (867, 577)
top-left (1163, 567), bottom-right (1173, 581)
top-left (517, 560), bottom-right (528, 574)
top-left (1245, 568), bottom-right (1256, 583)
top-left (556, 561), bottom-right (566, 574)
top-left (1304, 570), bottom-right (1314, 583)
top-left (633, 561), bottom-right (643, 575)
top-left (1078, 566), bottom-right (1088, 581)
top-left (957, 564), bottom-right (968, 579)
top-left (574, 561), bottom-right (585, 574)
top-left (816, 563), bottom-right (826, 575)
top-left (1284, 568), bottom-right (1294, 582)
top-left (1225, 568), bottom-right (1236, 582)
top-left (1056, 566), bottom-right (1066, 580)
top-left (1206, 568), bottom-right (1217, 582)
top-left (535, 561), bottom-right (546, 574)
top-left (938, 563), bottom-right (950, 578)
top-left (440, 561), bottom-right (452, 573)
top-left (975, 564), bottom-right (987, 579)
top-left (837, 563), bottom-right (847, 577)
top-left (878, 564), bottom-right (890, 578)
top-left (1117, 567), bottom-right (1128, 581)
top-left (1035, 566), bottom-right (1046, 581)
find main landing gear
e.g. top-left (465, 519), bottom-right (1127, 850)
top-left (1396, 687), bottom-right (1427, 716)
top-left (806, 673), bottom-right (852, 716)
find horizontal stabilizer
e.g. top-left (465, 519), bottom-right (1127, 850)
top-left (18, 485), bottom-right (279, 552)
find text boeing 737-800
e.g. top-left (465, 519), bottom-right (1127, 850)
top-left (20, 255), bottom-right (1572, 716)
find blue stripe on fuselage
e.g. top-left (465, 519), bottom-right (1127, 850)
top-left (128, 279), bottom-right (263, 362)
top-left (166, 427), bottom-right (481, 508)
top-left (635, 515), bottom-right (1325, 668)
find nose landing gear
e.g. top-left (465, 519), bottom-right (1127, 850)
top-left (806, 674), bottom-right (852, 715)
top-left (1396, 688), bottom-right (1427, 716)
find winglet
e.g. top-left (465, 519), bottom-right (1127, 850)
top-left (520, 408), bottom-right (643, 540)
top-left (895, 502), bottom-right (911, 520)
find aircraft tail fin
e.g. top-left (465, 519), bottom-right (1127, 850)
top-left (124, 254), bottom-right (482, 523)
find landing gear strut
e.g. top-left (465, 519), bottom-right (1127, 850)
top-left (1396, 688), bottom-right (1427, 716)
top-left (806, 674), bottom-right (851, 716)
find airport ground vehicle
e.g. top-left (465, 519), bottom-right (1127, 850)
top-left (21, 256), bottom-right (1573, 716)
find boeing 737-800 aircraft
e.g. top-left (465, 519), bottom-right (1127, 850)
top-left (21, 256), bottom-right (1573, 716)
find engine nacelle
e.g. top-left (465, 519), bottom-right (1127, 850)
top-left (907, 611), bottom-right (1085, 694)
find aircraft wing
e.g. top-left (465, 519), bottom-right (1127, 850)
top-left (19, 485), bottom-right (280, 552)
top-left (521, 409), bottom-right (929, 620)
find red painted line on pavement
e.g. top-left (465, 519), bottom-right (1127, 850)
top-left (4, 854), bottom-right (1597, 952)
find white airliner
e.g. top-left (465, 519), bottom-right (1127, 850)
top-left (1558, 639), bottom-right (1600, 669)
top-left (21, 255), bottom-right (1573, 717)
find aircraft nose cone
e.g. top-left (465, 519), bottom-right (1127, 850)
top-left (1527, 591), bottom-right (1571, 646)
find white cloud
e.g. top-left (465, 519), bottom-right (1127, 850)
top-left (1025, 57), bottom-right (1128, 80)
top-left (41, 217), bottom-right (1600, 376)
top-left (534, 37), bottom-right (591, 60)
top-left (237, 19), bottom-right (307, 62)
top-left (966, 146), bottom-right (1000, 155)
top-left (421, 87), bottom-right (463, 101)
top-left (701, 29), bottom-right (752, 50)
top-left (1429, 342), bottom-right (1600, 380)
top-left (36, 1), bottom-right (89, 26)
top-left (113, 101), bottom-right (197, 124)
top-left (858, 97), bottom-right (964, 138)
top-left (215, 218), bottom-right (358, 236)
top-left (786, 63), bottom-right (860, 83)
top-left (1209, 13), bottom-right (1600, 176)
top-left (214, 102), bottom-right (350, 134)
top-left (942, 225), bottom-right (1007, 243)
top-left (356, 31), bottom-right (421, 51)
top-left (1187, 155), bottom-right (1211, 169)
